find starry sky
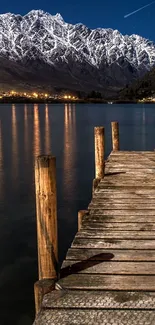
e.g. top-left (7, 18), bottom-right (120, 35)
top-left (0, 0), bottom-right (155, 41)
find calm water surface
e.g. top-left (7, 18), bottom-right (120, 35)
top-left (0, 103), bottom-right (155, 324)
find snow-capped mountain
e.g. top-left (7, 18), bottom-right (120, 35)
top-left (0, 9), bottom-right (155, 92)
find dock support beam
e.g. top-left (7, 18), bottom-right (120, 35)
top-left (34, 155), bottom-right (58, 313)
top-left (93, 127), bottom-right (105, 194)
top-left (111, 121), bottom-right (119, 151)
top-left (34, 279), bottom-right (55, 314)
top-left (78, 210), bottom-right (89, 231)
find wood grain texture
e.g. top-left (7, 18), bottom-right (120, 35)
top-left (59, 274), bottom-right (155, 291)
top-left (94, 127), bottom-right (104, 179)
top-left (76, 230), bottom-right (155, 239)
top-left (61, 260), bottom-right (155, 275)
top-left (81, 222), bottom-right (155, 230)
top-left (66, 248), bottom-right (155, 261)
top-left (89, 209), bottom-right (155, 215)
top-left (72, 237), bottom-right (155, 249)
top-left (35, 155), bottom-right (58, 280)
top-left (111, 121), bottom-right (119, 151)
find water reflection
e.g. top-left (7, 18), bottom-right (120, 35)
top-left (45, 104), bottom-right (51, 154)
top-left (33, 104), bottom-right (41, 156)
top-left (63, 104), bottom-right (77, 200)
top-left (24, 104), bottom-right (30, 164)
top-left (142, 106), bottom-right (146, 149)
top-left (12, 104), bottom-right (18, 183)
top-left (0, 121), bottom-right (4, 201)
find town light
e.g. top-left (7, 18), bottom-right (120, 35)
top-left (33, 92), bottom-right (38, 98)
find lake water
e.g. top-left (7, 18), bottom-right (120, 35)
top-left (0, 103), bottom-right (155, 324)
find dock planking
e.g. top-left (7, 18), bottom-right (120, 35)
top-left (34, 141), bottom-right (155, 324)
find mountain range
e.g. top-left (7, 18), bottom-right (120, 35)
top-left (0, 10), bottom-right (155, 95)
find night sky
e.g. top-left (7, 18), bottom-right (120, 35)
top-left (0, 0), bottom-right (155, 41)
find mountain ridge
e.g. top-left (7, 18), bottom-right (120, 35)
top-left (0, 10), bottom-right (155, 94)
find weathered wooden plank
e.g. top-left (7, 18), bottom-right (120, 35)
top-left (84, 214), bottom-right (155, 222)
top-left (95, 188), bottom-right (155, 195)
top-left (91, 198), bottom-right (155, 204)
top-left (97, 185), bottom-right (155, 190)
top-left (104, 163), bottom-right (155, 169)
top-left (109, 155), bottom-right (155, 159)
top-left (72, 237), bottom-right (155, 249)
top-left (76, 230), bottom-right (155, 239)
top-left (82, 222), bottom-right (155, 230)
top-left (42, 289), bottom-right (155, 309)
top-left (61, 260), bottom-right (155, 275)
top-left (105, 165), bottom-right (155, 170)
top-left (89, 203), bottom-right (155, 209)
top-left (109, 151), bottom-right (155, 155)
top-left (89, 209), bottom-right (155, 215)
top-left (58, 274), bottom-right (155, 290)
top-left (106, 160), bottom-right (155, 165)
top-left (103, 170), bottom-right (155, 175)
top-left (102, 174), bottom-right (155, 180)
top-left (66, 248), bottom-right (155, 261)
top-left (105, 168), bottom-right (155, 174)
top-left (107, 157), bottom-right (155, 161)
top-left (98, 179), bottom-right (155, 185)
top-left (104, 166), bottom-right (155, 170)
top-left (34, 309), bottom-right (155, 325)
top-left (82, 223), bottom-right (155, 230)
top-left (100, 179), bottom-right (155, 185)
top-left (93, 193), bottom-right (155, 199)
top-left (81, 221), bottom-right (155, 231)
top-left (99, 180), bottom-right (155, 186)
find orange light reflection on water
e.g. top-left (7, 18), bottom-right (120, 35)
top-left (0, 121), bottom-right (4, 200)
top-left (24, 104), bottom-right (30, 164)
top-left (12, 104), bottom-right (18, 183)
top-left (33, 104), bottom-right (41, 156)
top-left (45, 104), bottom-right (51, 154)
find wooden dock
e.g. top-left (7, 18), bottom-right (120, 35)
top-left (34, 124), bottom-right (155, 325)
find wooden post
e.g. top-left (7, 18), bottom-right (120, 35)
top-left (78, 210), bottom-right (89, 231)
top-left (93, 127), bottom-right (104, 194)
top-left (94, 127), bottom-right (105, 179)
top-left (111, 121), bottom-right (119, 151)
top-left (35, 155), bottom-right (58, 281)
top-left (92, 178), bottom-right (100, 195)
top-left (34, 279), bottom-right (55, 314)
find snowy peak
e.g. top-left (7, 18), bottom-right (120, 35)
top-left (0, 10), bottom-right (155, 91)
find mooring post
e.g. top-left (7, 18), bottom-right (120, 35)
top-left (111, 121), bottom-right (119, 151)
top-left (34, 155), bottom-right (58, 313)
top-left (78, 210), bottom-right (89, 231)
top-left (93, 126), bottom-right (105, 194)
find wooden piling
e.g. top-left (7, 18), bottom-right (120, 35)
top-left (35, 155), bottom-right (58, 281)
top-left (93, 127), bottom-right (105, 194)
top-left (78, 210), bottom-right (89, 231)
top-left (94, 127), bottom-right (105, 179)
top-left (111, 121), bottom-right (119, 151)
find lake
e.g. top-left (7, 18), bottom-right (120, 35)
top-left (0, 102), bottom-right (155, 324)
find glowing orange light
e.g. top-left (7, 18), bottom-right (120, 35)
top-left (33, 92), bottom-right (38, 98)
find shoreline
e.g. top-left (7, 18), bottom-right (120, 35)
top-left (0, 98), bottom-right (154, 104)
